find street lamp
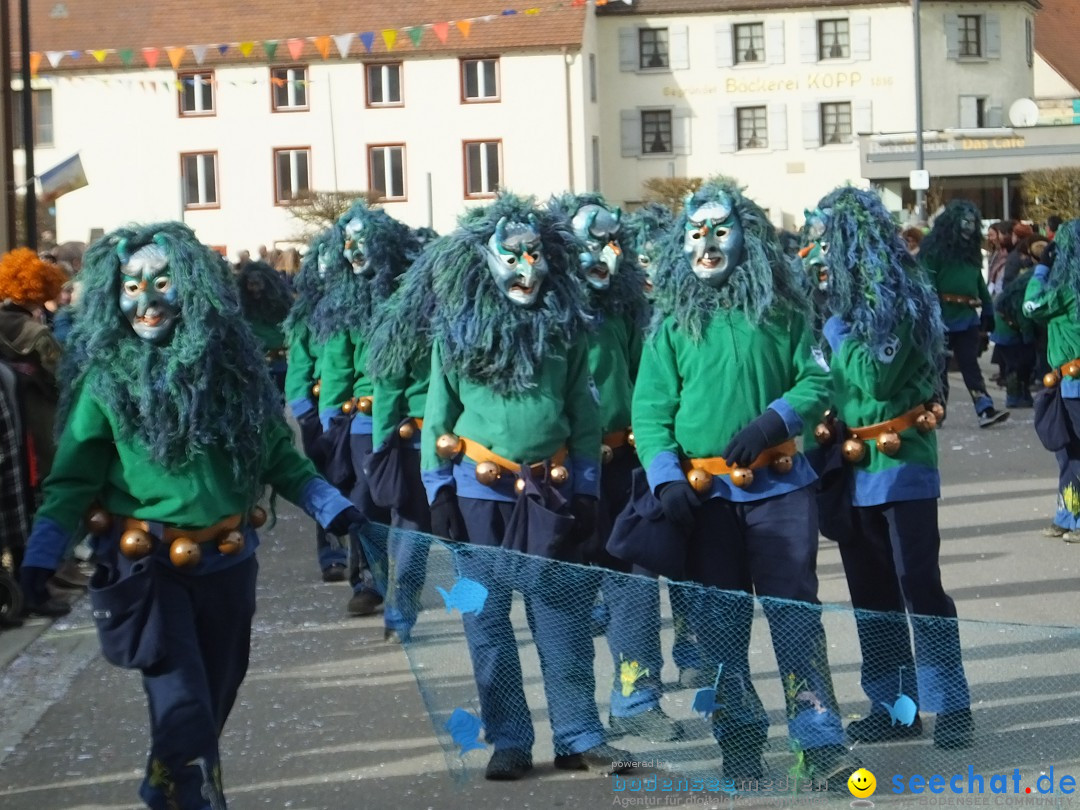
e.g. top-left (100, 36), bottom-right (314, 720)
top-left (913, 0), bottom-right (927, 224)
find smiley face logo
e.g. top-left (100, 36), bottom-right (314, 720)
top-left (848, 768), bottom-right (877, 798)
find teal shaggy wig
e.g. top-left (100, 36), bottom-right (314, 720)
top-left (59, 222), bottom-right (281, 503)
top-left (650, 181), bottom-right (808, 340)
top-left (284, 228), bottom-right (333, 343)
top-left (1044, 220), bottom-right (1080, 318)
top-left (919, 199), bottom-right (983, 269)
top-left (428, 192), bottom-right (591, 395)
top-left (366, 239), bottom-right (440, 384)
top-left (622, 202), bottom-right (675, 259)
top-left (816, 186), bottom-right (945, 381)
top-left (547, 191), bottom-right (648, 327)
top-left (239, 260), bottom-right (293, 327)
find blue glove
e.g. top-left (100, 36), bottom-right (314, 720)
top-left (822, 316), bottom-right (852, 353)
top-left (722, 408), bottom-right (790, 468)
top-left (327, 506), bottom-right (366, 537)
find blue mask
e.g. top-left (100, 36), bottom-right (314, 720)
top-left (571, 204), bottom-right (622, 290)
top-left (683, 194), bottom-right (744, 288)
top-left (118, 244), bottom-right (179, 344)
top-left (342, 218), bottom-right (372, 277)
top-left (485, 215), bottom-right (549, 307)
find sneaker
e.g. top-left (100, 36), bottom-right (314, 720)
top-left (554, 743), bottom-right (634, 774)
top-left (803, 744), bottom-right (862, 792)
top-left (22, 597), bottom-right (72, 618)
top-left (1043, 524), bottom-right (1069, 538)
top-left (485, 748), bottom-right (533, 781)
top-left (1063, 532), bottom-right (1080, 545)
top-left (934, 709), bottom-right (974, 750)
top-left (978, 408), bottom-right (1010, 428)
top-left (384, 627), bottom-right (410, 644)
top-left (346, 590), bottom-right (383, 617)
top-left (608, 707), bottom-right (681, 742)
top-left (846, 712), bottom-right (923, 743)
top-left (321, 563), bottom-right (346, 583)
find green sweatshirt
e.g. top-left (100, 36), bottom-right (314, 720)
top-left (922, 254), bottom-right (990, 331)
top-left (250, 319), bottom-right (286, 353)
top-left (371, 348), bottom-right (430, 449)
top-left (633, 309), bottom-right (827, 502)
top-left (421, 338), bottom-right (601, 503)
top-left (284, 326), bottom-right (322, 418)
top-left (1024, 265), bottom-right (1080, 397)
top-left (319, 329), bottom-right (374, 432)
top-left (587, 313), bottom-right (642, 434)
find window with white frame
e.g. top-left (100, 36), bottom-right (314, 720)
top-left (642, 110), bottom-right (673, 154)
top-left (462, 58), bottom-right (499, 102)
top-left (274, 148), bottom-right (311, 203)
top-left (734, 23), bottom-right (765, 64)
top-left (181, 152), bottom-right (218, 208)
top-left (369, 145), bottom-right (405, 200)
top-left (959, 15), bottom-right (982, 57)
top-left (818, 19), bottom-right (850, 60)
top-left (271, 66), bottom-right (308, 111)
top-left (820, 102), bottom-right (853, 145)
top-left (179, 72), bottom-right (214, 116)
top-left (737, 106), bottom-right (768, 150)
top-left (464, 140), bottom-right (501, 197)
top-left (639, 28), bottom-right (669, 69)
top-left (366, 63), bottom-right (402, 106)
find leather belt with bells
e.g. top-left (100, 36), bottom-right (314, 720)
top-left (311, 379), bottom-right (321, 398)
top-left (601, 427), bottom-right (633, 465)
top-left (817, 404), bottom-right (939, 464)
top-left (436, 433), bottom-right (569, 493)
top-left (939, 293), bottom-right (982, 308)
top-left (341, 396), bottom-right (374, 416)
top-left (681, 439), bottom-right (797, 492)
top-left (397, 417), bottom-right (423, 440)
top-left (1044, 358), bottom-right (1080, 389)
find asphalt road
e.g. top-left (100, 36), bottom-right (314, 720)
top-left (1, 367), bottom-right (1078, 810)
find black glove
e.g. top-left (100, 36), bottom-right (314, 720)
top-left (980, 308), bottom-right (996, 334)
top-left (722, 408), bottom-right (789, 468)
top-left (570, 495), bottom-right (598, 542)
top-left (18, 565), bottom-right (71, 618)
top-left (327, 506), bottom-right (366, 537)
top-left (658, 481), bottom-right (701, 532)
top-left (429, 488), bottom-right (466, 542)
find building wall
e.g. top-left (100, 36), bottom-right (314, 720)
top-left (1034, 53), bottom-right (1079, 98)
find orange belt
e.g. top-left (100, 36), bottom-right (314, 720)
top-left (603, 428), bottom-right (631, 450)
top-left (397, 417), bottom-right (423, 439)
top-left (683, 439), bottom-right (797, 476)
top-left (848, 405), bottom-right (929, 441)
top-left (460, 437), bottom-right (568, 477)
top-left (939, 293), bottom-right (981, 308)
top-left (341, 395), bottom-right (374, 415)
top-left (120, 514), bottom-right (242, 545)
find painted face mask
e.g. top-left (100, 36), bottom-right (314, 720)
top-left (317, 240), bottom-right (336, 279)
top-left (342, 218), bottom-right (372, 277)
top-left (683, 194), bottom-right (744, 288)
top-left (959, 210), bottom-right (979, 243)
top-left (571, 204), bottom-right (622, 291)
top-left (637, 239), bottom-right (660, 294)
top-left (801, 209), bottom-right (830, 291)
top-left (118, 243), bottom-right (179, 344)
top-left (485, 215), bottom-right (549, 307)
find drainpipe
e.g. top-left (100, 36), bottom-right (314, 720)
top-left (563, 47), bottom-right (575, 191)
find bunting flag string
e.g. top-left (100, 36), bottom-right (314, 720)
top-left (18, 1), bottom-right (635, 74)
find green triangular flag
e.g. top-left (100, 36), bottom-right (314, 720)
top-left (118, 48), bottom-right (134, 67)
top-left (407, 27), bottom-right (423, 47)
top-left (263, 40), bottom-right (279, 60)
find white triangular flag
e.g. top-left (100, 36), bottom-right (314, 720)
top-left (45, 51), bottom-right (64, 68)
top-left (333, 33), bottom-right (354, 58)
top-left (191, 45), bottom-right (209, 65)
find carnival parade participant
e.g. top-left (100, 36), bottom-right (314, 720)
top-left (17, 222), bottom-right (363, 810)
top-left (239, 259), bottom-right (293, 394)
top-left (316, 201), bottom-right (414, 616)
top-left (283, 230), bottom-right (349, 582)
top-left (421, 193), bottom-right (632, 781)
top-left (804, 187), bottom-right (973, 750)
top-left (1023, 222), bottom-right (1080, 541)
top-left (628, 180), bottom-right (853, 782)
top-left (549, 192), bottom-right (678, 743)
top-left (920, 200), bottom-right (1008, 428)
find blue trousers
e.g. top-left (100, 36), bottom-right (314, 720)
top-left (296, 409), bottom-right (347, 572)
top-left (1053, 397), bottom-right (1080, 530)
top-left (378, 447), bottom-right (432, 636)
top-left (670, 582), bottom-right (703, 670)
top-left (348, 433), bottom-right (391, 595)
top-left (840, 499), bottom-right (970, 715)
top-left (688, 488), bottom-right (845, 750)
top-left (457, 496), bottom-right (606, 757)
top-left (945, 326), bottom-right (994, 416)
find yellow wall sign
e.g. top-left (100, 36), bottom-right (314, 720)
top-left (663, 72), bottom-right (893, 97)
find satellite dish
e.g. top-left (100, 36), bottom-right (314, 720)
top-left (1009, 98), bottom-right (1039, 127)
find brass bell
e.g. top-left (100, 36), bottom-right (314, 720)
top-left (876, 431), bottom-right (902, 457)
top-left (915, 411), bottom-right (937, 433)
top-left (475, 461), bottom-right (501, 486)
top-left (169, 537), bottom-right (202, 568)
top-left (358, 396), bottom-right (374, 415)
top-left (601, 444), bottom-right (614, 465)
top-left (86, 507), bottom-right (112, 535)
top-left (813, 423), bottom-right (834, 446)
top-left (398, 420), bottom-right (417, 441)
top-left (1066, 362), bottom-right (1080, 379)
top-left (341, 399), bottom-right (355, 415)
top-left (248, 505), bottom-right (267, 528)
top-left (119, 529), bottom-right (154, 559)
top-left (771, 455), bottom-right (793, 475)
top-left (514, 478), bottom-right (526, 494)
top-left (842, 437), bottom-right (867, 463)
top-left (436, 433), bottom-right (463, 460)
top-left (730, 467), bottom-right (755, 489)
top-left (929, 402), bottom-right (946, 423)
top-left (1045, 372), bottom-right (1062, 389)
top-left (627, 432), bottom-right (635, 448)
top-left (311, 381), bottom-right (321, 398)
top-left (549, 465), bottom-right (570, 487)
top-left (686, 468), bottom-right (713, 494)
top-left (217, 530), bottom-right (245, 555)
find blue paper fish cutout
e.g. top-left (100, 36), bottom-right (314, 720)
top-left (445, 707), bottom-right (486, 755)
top-left (437, 577), bottom-right (488, 615)
top-left (693, 664), bottom-right (724, 716)
top-left (880, 694), bottom-right (918, 727)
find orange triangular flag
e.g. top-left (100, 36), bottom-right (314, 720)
top-left (456, 20), bottom-right (472, 38)
top-left (314, 35), bottom-right (331, 59)
top-left (91, 49), bottom-right (108, 63)
top-left (29, 51), bottom-right (42, 76)
top-left (239, 41), bottom-right (255, 57)
top-left (142, 47), bottom-right (160, 68)
top-left (432, 21), bottom-right (450, 43)
top-left (286, 38), bottom-right (305, 60)
top-left (167, 46), bottom-right (186, 70)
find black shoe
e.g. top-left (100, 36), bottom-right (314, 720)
top-left (554, 743), bottom-right (633, 774)
top-left (22, 597), bottom-right (72, 618)
top-left (485, 748), bottom-right (533, 781)
top-left (804, 744), bottom-right (862, 792)
top-left (720, 726), bottom-right (767, 783)
top-left (346, 591), bottom-right (383, 616)
top-left (847, 712), bottom-right (923, 743)
top-left (608, 707), bottom-right (681, 742)
top-left (934, 709), bottom-right (974, 750)
top-left (978, 408), bottom-right (1009, 428)
top-left (678, 667), bottom-right (714, 690)
top-left (321, 564), bottom-right (346, 583)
